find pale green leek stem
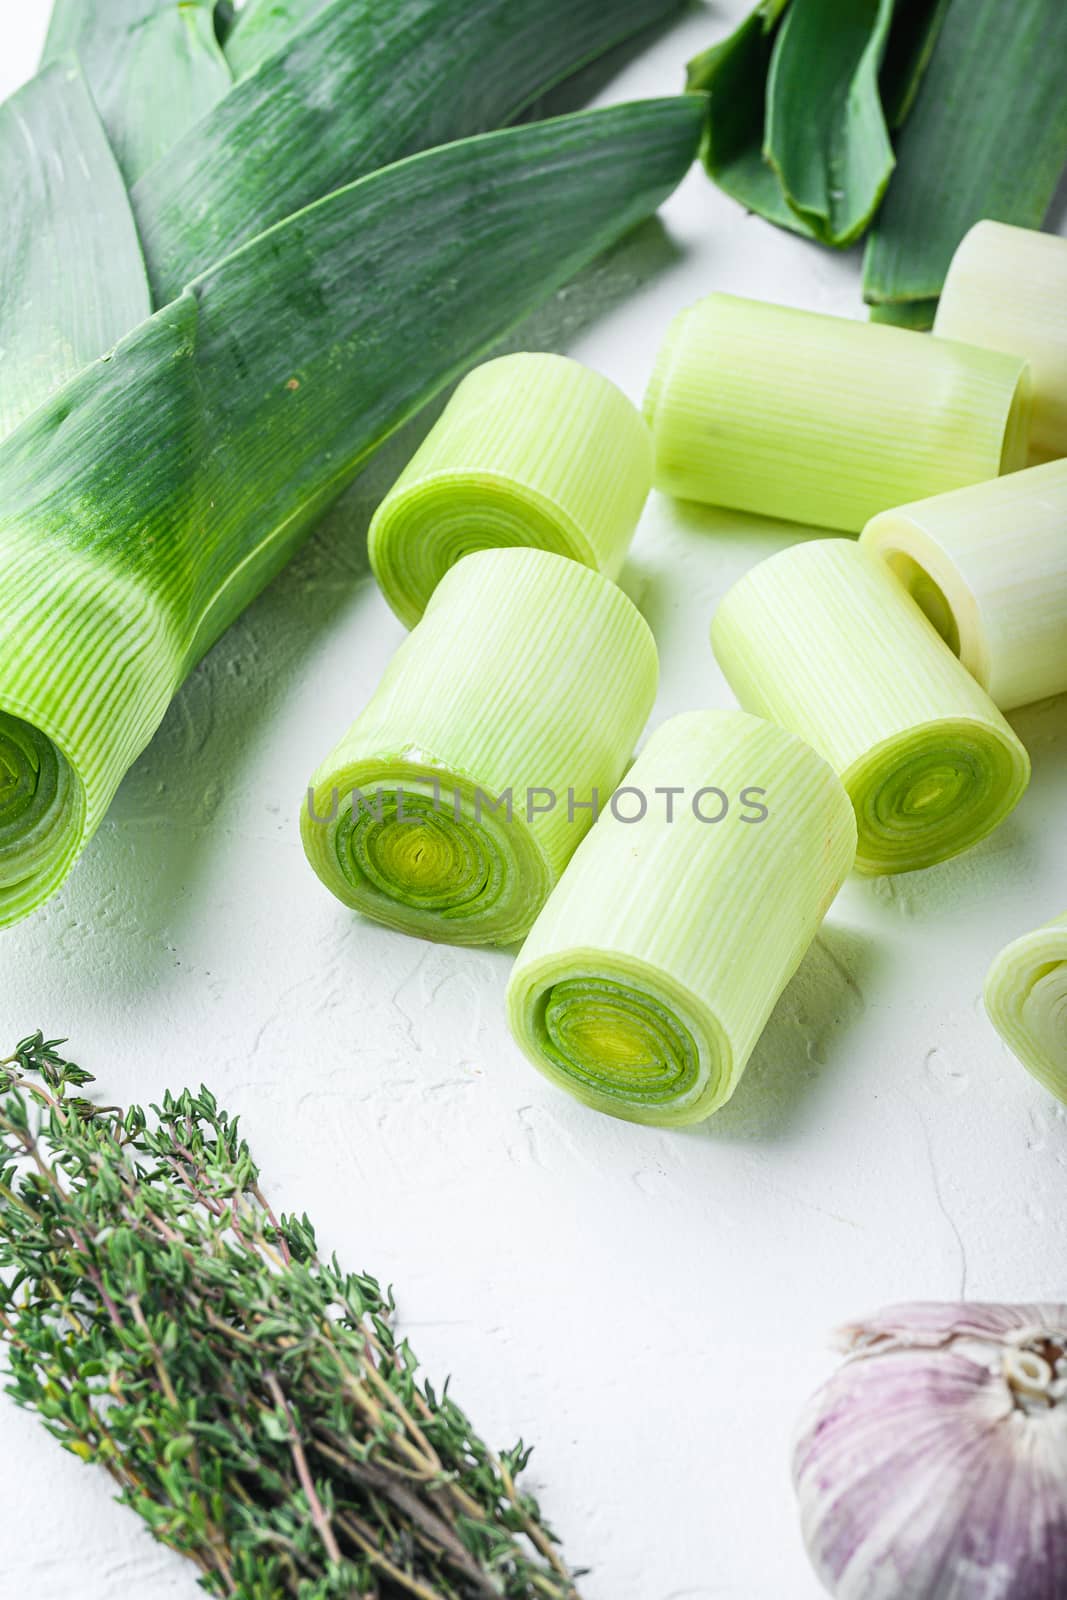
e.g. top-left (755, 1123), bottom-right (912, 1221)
top-left (301, 548), bottom-right (658, 946)
top-left (644, 293), bottom-right (1031, 531)
top-left (506, 709), bottom-right (856, 1125)
top-left (934, 221), bottom-right (1067, 464)
top-left (986, 913), bottom-right (1067, 1105)
top-left (711, 540), bottom-right (1030, 875)
top-left (369, 353), bottom-right (652, 627)
top-left (861, 458), bottom-right (1067, 711)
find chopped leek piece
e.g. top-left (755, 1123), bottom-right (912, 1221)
top-left (861, 459), bottom-right (1067, 711)
top-left (711, 540), bottom-right (1031, 875)
top-left (41, 0), bottom-right (232, 184)
top-left (133, 0), bottom-right (694, 302)
top-left (301, 549), bottom-right (658, 946)
top-left (644, 293), bottom-right (1031, 531)
top-left (0, 98), bottom-right (701, 929)
top-left (369, 354), bottom-right (652, 627)
top-left (863, 0), bottom-right (1067, 325)
top-left (934, 222), bottom-right (1067, 464)
top-left (0, 61), bottom-right (150, 442)
top-left (505, 709), bottom-right (856, 1125)
top-left (985, 913), bottom-right (1067, 1106)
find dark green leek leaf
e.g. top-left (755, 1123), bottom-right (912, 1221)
top-left (864, 0), bottom-right (1067, 316)
top-left (41, 0), bottom-right (232, 183)
top-left (133, 0), bottom-right (692, 304)
top-left (868, 295), bottom-right (937, 328)
top-left (223, 0), bottom-right (332, 76)
top-left (0, 61), bottom-right (150, 442)
top-left (686, 0), bottom-right (805, 235)
top-left (878, 0), bottom-right (951, 128)
top-left (765, 0), bottom-right (896, 246)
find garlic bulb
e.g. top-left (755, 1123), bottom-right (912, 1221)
top-left (794, 1303), bottom-right (1067, 1599)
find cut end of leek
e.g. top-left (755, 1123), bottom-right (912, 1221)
top-left (0, 709), bottom-right (85, 924)
top-left (985, 914), bottom-right (1067, 1105)
top-left (507, 709), bottom-right (856, 1126)
top-left (302, 761), bottom-right (552, 947)
top-left (861, 458), bottom-right (1067, 711)
top-left (513, 959), bottom-right (721, 1125)
top-left (845, 718), bottom-right (1028, 876)
top-left (368, 353), bottom-right (652, 627)
top-left (711, 540), bottom-right (1031, 876)
top-left (302, 547), bottom-right (658, 947)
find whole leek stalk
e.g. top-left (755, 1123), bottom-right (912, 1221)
top-left (505, 710), bottom-right (856, 1126)
top-left (862, 0), bottom-right (1067, 326)
top-left (0, 98), bottom-right (701, 930)
top-left (985, 914), bottom-right (1067, 1106)
top-left (301, 549), bottom-right (658, 946)
top-left (369, 353), bottom-right (653, 627)
top-left (643, 293), bottom-right (1030, 532)
top-left (0, 61), bottom-right (150, 441)
top-left (130, 0), bottom-right (693, 302)
top-left (861, 459), bottom-right (1067, 712)
top-left (933, 222), bottom-right (1067, 464)
top-left (710, 540), bottom-right (1031, 875)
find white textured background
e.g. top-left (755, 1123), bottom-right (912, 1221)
top-left (2, 5), bottom-right (1067, 1598)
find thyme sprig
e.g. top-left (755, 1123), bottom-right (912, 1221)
top-left (0, 1033), bottom-right (582, 1599)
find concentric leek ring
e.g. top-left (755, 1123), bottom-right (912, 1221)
top-left (986, 917), bottom-right (1067, 1104)
top-left (301, 759), bottom-right (551, 947)
top-left (509, 957), bottom-right (727, 1127)
top-left (369, 477), bottom-right (597, 630)
top-left (0, 709), bottom-right (83, 913)
top-left (845, 718), bottom-right (1030, 876)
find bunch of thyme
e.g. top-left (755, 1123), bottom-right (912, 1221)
top-left (0, 1034), bottom-right (582, 1600)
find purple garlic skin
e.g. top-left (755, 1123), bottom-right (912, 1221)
top-left (793, 1303), bottom-right (1067, 1600)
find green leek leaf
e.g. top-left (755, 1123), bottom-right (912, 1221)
top-left (686, 0), bottom-right (805, 236)
top-left (0, 61), bottom-right (150, 442)
top-left (223, 0), bottom-right (331, 77)
top-left (41, 0), bottom-right (233, 184)
top-left (133, 0), bottom-right (693, 303)
top-left (765, 0), bottom-right (896, 247)
top-left (863, 0), bottom-right (1067, 320)
top-left (0, 97), bottom-right (703, 927)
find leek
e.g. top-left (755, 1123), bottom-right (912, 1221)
top-left (863, 0), bottom-right (1067, 326)
top-left (985, 913), bottom-right (1067, 1106)
top-left (644, 293), bottom-right (1030, 532)
top-left (368, 354), bottom-right (652, 627)
top-left (0, 98), bottom-right (702, 929)
top-left (710, 540), bottom-right (1031, 875)
top-left (687, 0), bottom-right (948, 245)
top-left (861, 459), bottom-right (1067, 712)
top-left (505, 709), bottom-right (856, 1126)
top-left (223, 0), bottom-right (330, 76)
top-left (132, 0), bottom-right (692, 301)
top-left (301, 549), bottom-right (658, 946)
top-left (41, 0), bottom-right (232, 184)
top-left (0, 62), bottom-right (150, 442)
top-left (933, 222), bottom-right (1067, 464)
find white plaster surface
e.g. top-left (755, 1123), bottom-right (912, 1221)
top-left (2, 6), bottom-right (1066, 1598)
